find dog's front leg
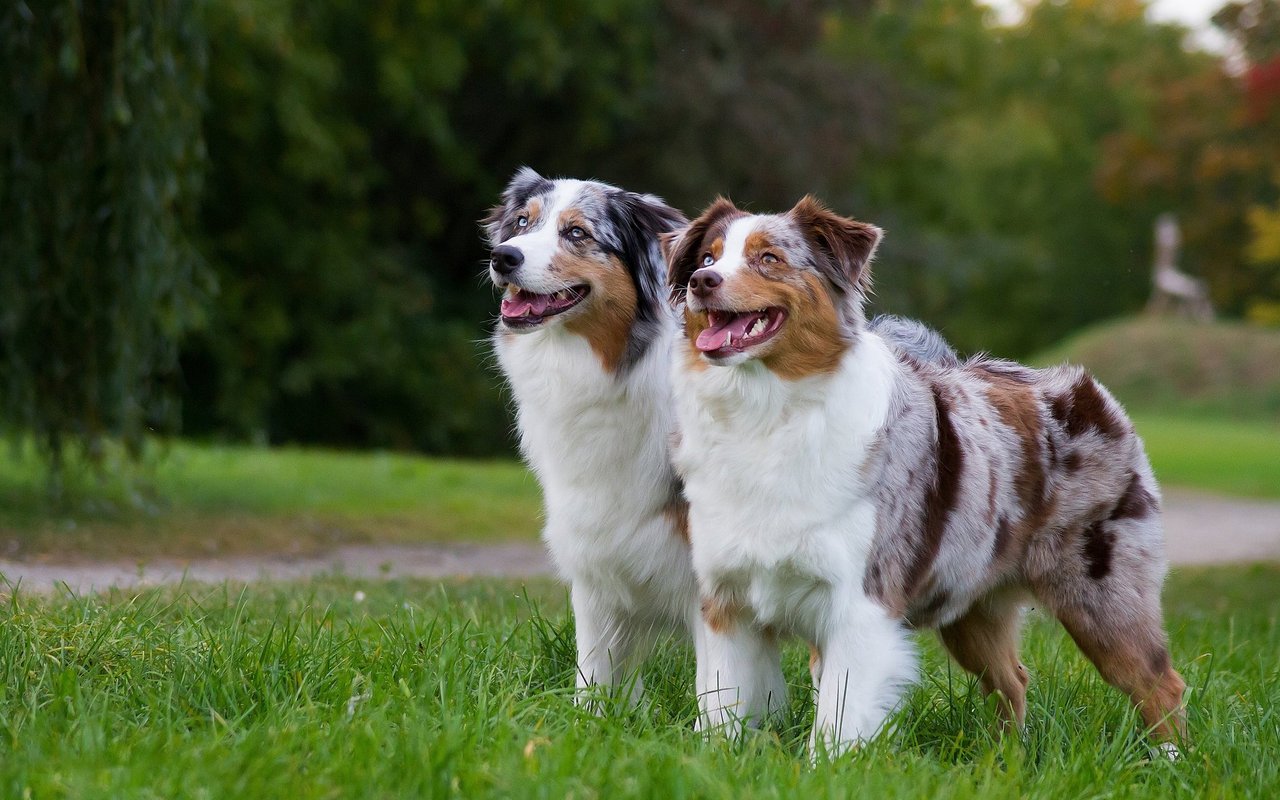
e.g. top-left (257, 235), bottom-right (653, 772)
top-left (810, 596), bottom-right (916, 757)
top-left (571, 582), bottom-right (643, 708)
top-left (694, 615), bottom-right (787, 737)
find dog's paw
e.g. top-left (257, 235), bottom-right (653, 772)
top-left (1153, 741), bottom-right (1181, 761)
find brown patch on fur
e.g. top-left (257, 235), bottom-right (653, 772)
top-left (701, 596), bottom-right (739, 635)
top-left (697, 262), bottom-right (849, 380)
top-left (743, 231), bottom-right (782, 267)
top-left (663, 197), bottom-right (746, 298)
top-left (1055, 613), bottom-right (1187, 742)
top-left (663, 485), bottom-right (690, 544)
top-left (681, 307), bottom-right (711, 372)
top-left (759, 271), bottom-right (848, 380)
top-left (1057, 375), bottom-right (1127, 439)
top-left (808, 642), bottom-right (823, 683)
top-left (992, 516), bottom-right (1014, 562)
top-left (1081, 520), bottom-right (1114, 580)
top-left (981, 373), bottom-right (1055, 552)
top-left (904, 384), bottom-right (964, 599)
top-left (1110, 471), bottom-right (1157, 521)
top-left (1149, 646), bottom-right (1172, 675)
top-left (985, 467), bottom-right (998, 523)
top-left (863, 562), bottom-right (885, 601)
top-left (1049, 391), bottom-right (1070, 424)
top-left (1063, 451), bottom-right (1082, 472)
top-left (984, 379), bottom-right (1045, 512)
top-left (559, 249), bottom-right (637, 373)
top-left (788, 195), bottom-right (882, 294)
top-left (525, 198), bottom-right (543, 225)
top-left (938, 602), bottom-right (1030, 730)
top-left (908, 590), bottom-right (950, 628)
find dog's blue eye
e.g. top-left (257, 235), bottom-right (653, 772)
top-left (568, 226), bottom-right (587, 240)
top-left (761, 253), bottom-right (779, 265)
top-left (517, 216), bottom-right (529, 228)
top-left (702, 254), bottom-right (714, 267)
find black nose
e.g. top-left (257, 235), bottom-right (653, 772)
top-left (491, 245), bottom-right (524, 276)
top-left (688, 268), bottom-right (723, 298)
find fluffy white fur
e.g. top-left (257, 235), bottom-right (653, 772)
top-left (673, 335), bottom-right (917, 750)
top-left (490, 176), bottom-right (700, 703)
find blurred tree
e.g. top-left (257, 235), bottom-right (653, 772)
top-left (1099, 0), bottom-right (1280, 319)
top-left (836, 0), bottom-right (1218, 356)
top-left (0, 0), bottom-right (209, 493)
top-left (8, 0), bottom-right (1270, 466)
top-left (187, 0), bottom-right (882, 454)
top-left (602, 0), bottom-right (882, 212)
top-left (186, 0), bottom-right (665, 454)
top-left (1221, 0), bottom-right (1280, 319)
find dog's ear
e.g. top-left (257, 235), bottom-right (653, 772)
top-left (663, 197), bottom-right (742, 305)
top-left (481, 166), bottom-right (553, 246)
top-left (788, 195), bottom-right (882, 295)
top-left (621, 192), bottom-right (687, 239)
top-left (606, 191), bottom-right (688, 326)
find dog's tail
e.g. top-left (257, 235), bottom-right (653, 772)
top-left (869, 314), bottom-right (960, 368)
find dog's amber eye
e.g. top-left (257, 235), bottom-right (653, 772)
top-left (517, 215), bottom-right (529, 228)
top-left (702, 253), bottom-right (714, 267)
top-left (761, 252), bottom-right (779, 265)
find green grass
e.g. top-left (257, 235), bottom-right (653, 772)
top-left (1133, 415), bottom-right (1280, 499)
top-left (0, 441), bottom-right (542, 559)
top-left (2, 409), bottom-right (1277, 562)
top-left (2, 565), bottom-right (1278, 798)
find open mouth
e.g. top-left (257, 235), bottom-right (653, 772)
top-left (695, 308), bottom-right (787, 357)
top-left (500, 285), bottom-right (590, 327)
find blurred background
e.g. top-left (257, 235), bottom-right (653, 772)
top-left (1, 0), bottom-right (1278, 518)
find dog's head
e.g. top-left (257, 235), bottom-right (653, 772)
top-left (483, 167), bottom-right (686, 371)
top-left (664, 196), bottom-right (881, 379)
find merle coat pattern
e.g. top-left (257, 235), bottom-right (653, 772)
top-left (664, 196), bottom-right (1186, 753)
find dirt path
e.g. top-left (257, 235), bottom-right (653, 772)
top-left (2, 489), bottom-right (1276, 594)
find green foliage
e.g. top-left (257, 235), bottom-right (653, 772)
top-left (187, 0), bottom-right (879, 455)
top-left (187, 0), bottom-right (665, 455)
top-left (846, 0), bottom-right (1220, 356)
top-left (6, 0), bottom-right (1279, 463)
top-left (0, 0), bottom-right (210, 490)
top-left (1100, 0), bottom-right (1280, 318)
top-left (2, 567), bottom-right (1279, 796)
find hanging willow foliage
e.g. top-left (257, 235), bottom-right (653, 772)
top-left (0, 0), bottom-right (210, 494)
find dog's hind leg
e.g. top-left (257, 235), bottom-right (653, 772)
top-left (1030, 516), bottom-right (1187, 747)
top-left (938, 592), bottom-right (1030, 731)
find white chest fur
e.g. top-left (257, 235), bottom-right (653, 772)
top-left (496, 324), bottom-right (683, 588)
top-left (672, 334), bottom-right (900, 636)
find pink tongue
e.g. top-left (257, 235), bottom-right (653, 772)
top-left (696, 313), bottom-right (762, 352)
top-left (501, 291), bottom-right (551, 318)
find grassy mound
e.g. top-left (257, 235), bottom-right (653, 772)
top-left (1035, 317), bottom-right (1280, 420)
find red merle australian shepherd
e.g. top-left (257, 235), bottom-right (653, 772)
top-left (663, 195), bottom-right (1187, 756)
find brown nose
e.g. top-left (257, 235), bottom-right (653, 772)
top-left (688, 269), bottom-right (723, 298)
